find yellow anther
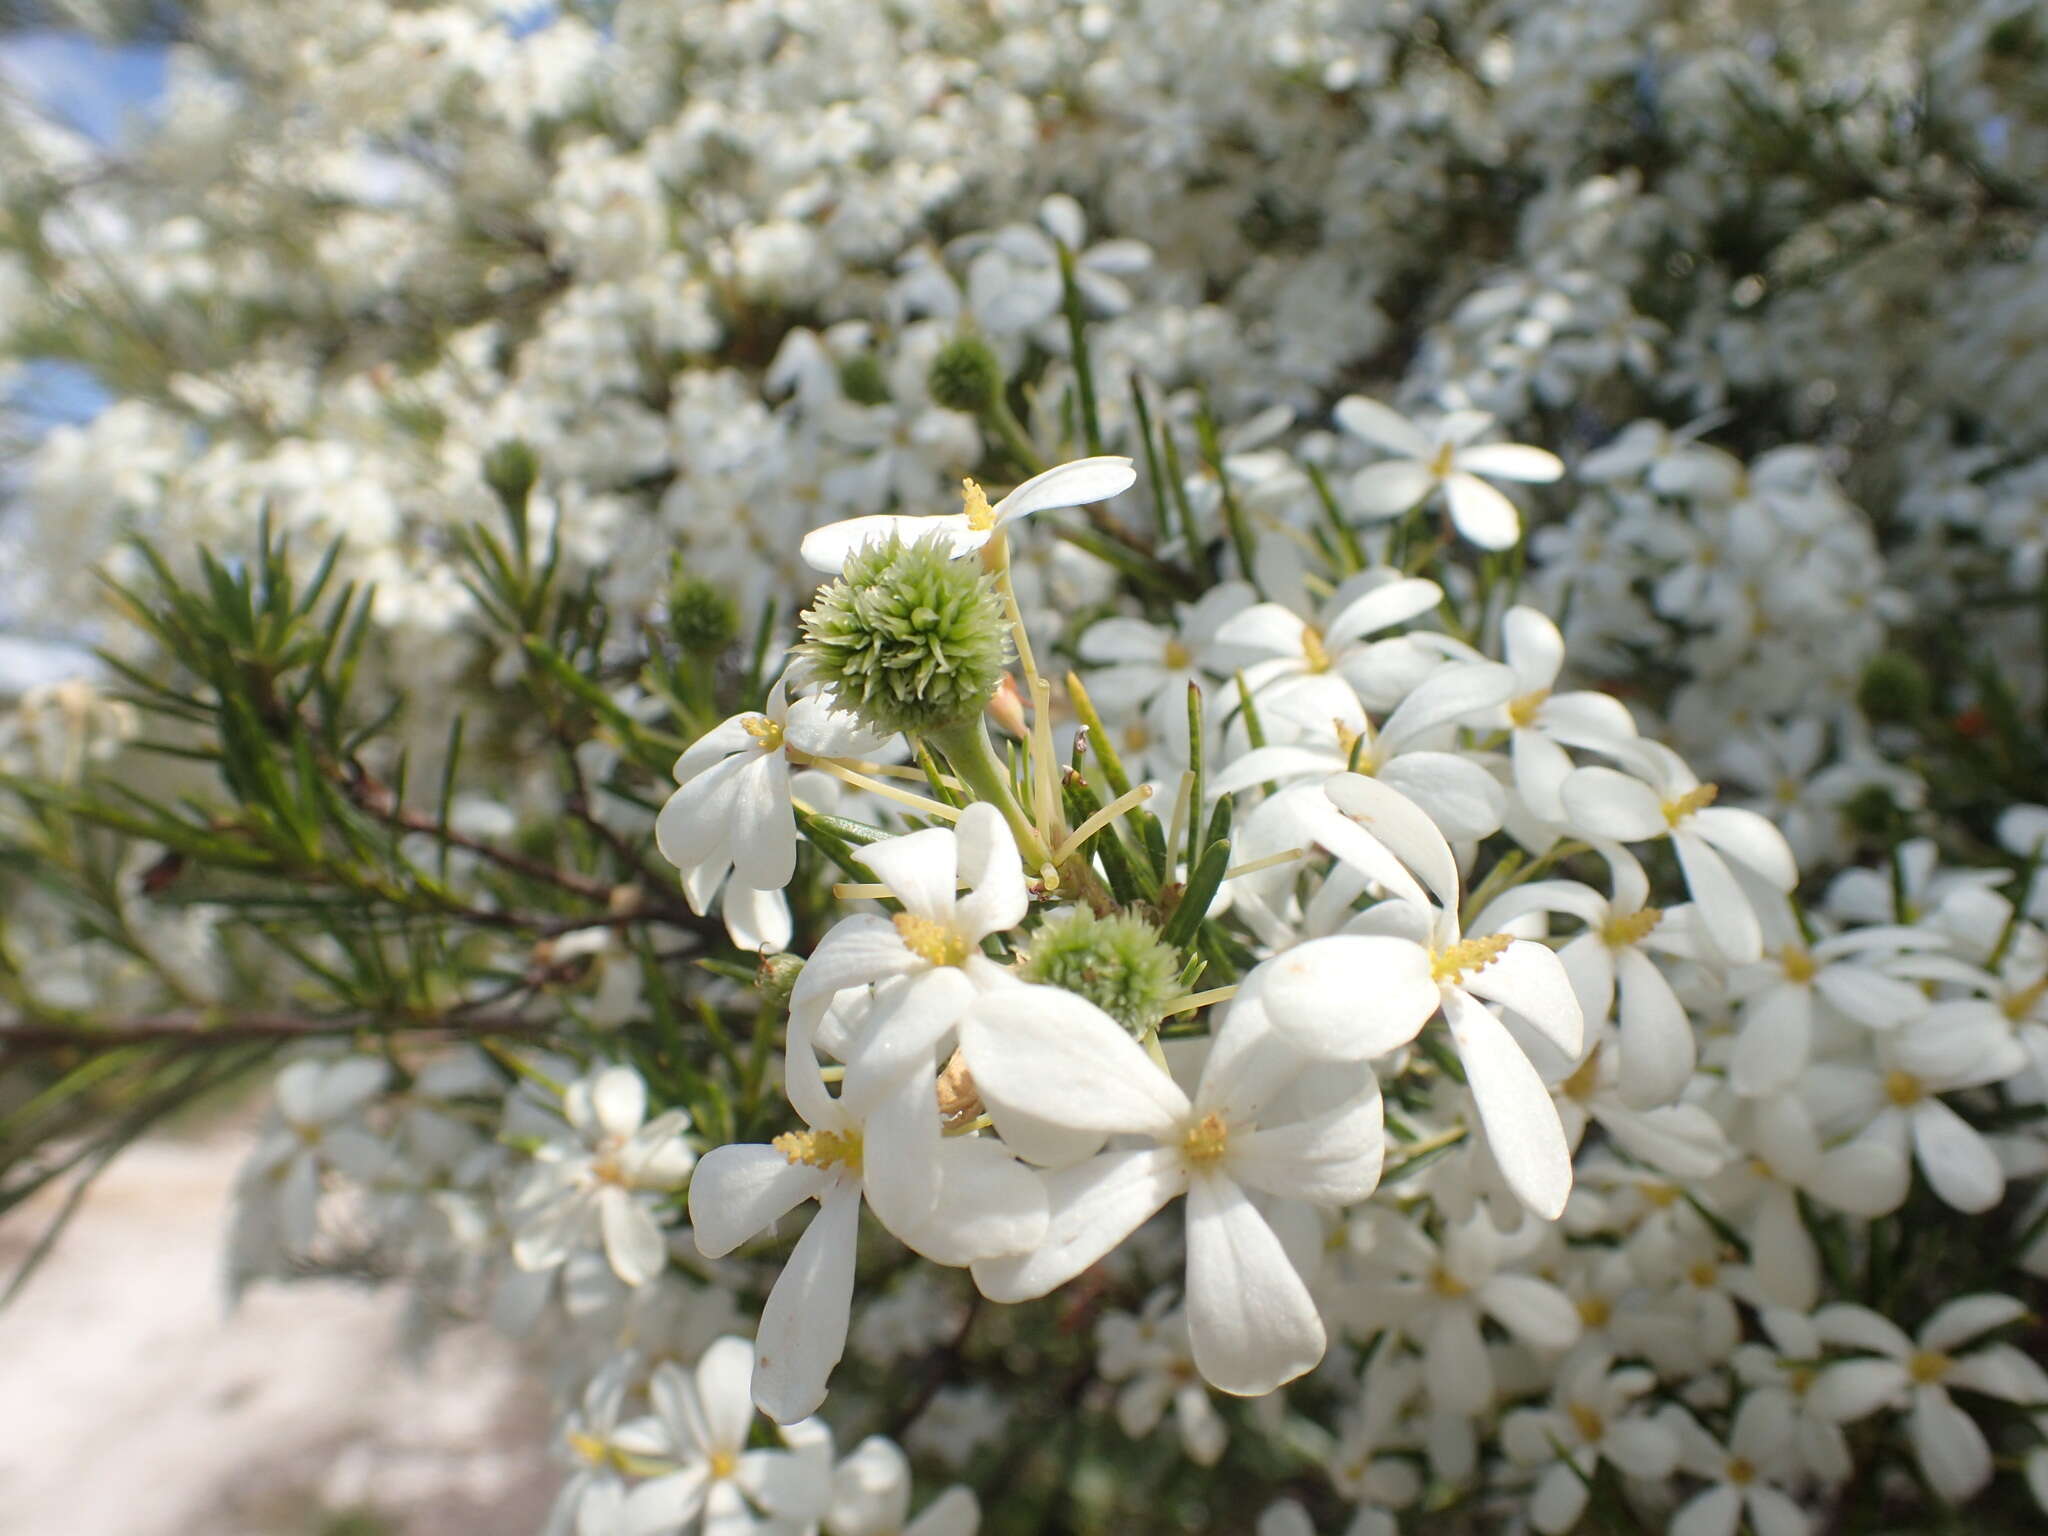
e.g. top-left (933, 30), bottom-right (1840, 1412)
top-left (709, 1449), bottom-right (739, 1481)
top-left (1507, 688), bottom-right (1550, 728)
top-left (1780, 944), bottom-right (1817, 984)
top-left (1181, 1111), bottom-right (1231, 1168)
top-left (1431, 933), bottom-right (1513, 984)
top-left (1785, 1366), bottom-right (1816, 1397)
top-left (1561, 1048), bottom-right (1603, 1103)
top-left (1602, 908), bottom-right (1663, 947)
top-left (1883, 1069), bottom-right (1924, 1107)
top-left (1908, 1350), bottom-right (1951, 1385)
top-left (1747, 1157), bottom-right (1775, 1181)
top-left (773, 1128), bottom-right (863, 1171)
top-left (1641, 1182), bottom-right (1679, 1209)
top-left (1164, 638), bottom-right (1192, 670)
top-left (1428, 443), bottom-right (1457, 479)
top-left (1687, 1260), bottom-right (1718, 1289)
top-left (1300, 626), bottom-right (1333, 673)
top-left (567, 1430), bottom-right (615, 1468)
top-left (741, 713), bottom-right (785, 751)
top-left (1577, 1295), bottom-right (1612, 1327)
top-left (1429, 1266), bottom-right (1470, 1299)
top-left (1661, 782), bottom-right (1719, 826)
top-left (1726, 1457), bottom-right (1756, 1486)
top-left (893, 911), bottom-right (971, 967)
top-left (1567, 1402), bottom-right (1605, 1443)
top-left (962, 477), bottom-right (998, 531)
top-left (2002, 976), bottom-right (2048, 1022)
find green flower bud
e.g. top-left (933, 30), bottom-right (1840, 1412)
top-left (1857, 652), bottom-right (1932, 725)
top-left (1021, 907), bottom-right (1181, 1035)
top-left (482, 439), bottom-right (539, 513)
top-left (927, 335), bottom-right (1003, 414)
top-left (798, 533), bottom-right (1012, 736)
top-left (668, 572), bottom-right (740, 656)
top-left (1841, 783), bottom-right (1902, 839)
top-left (838, 353), bottom-right (891, 406)
top-left (756, 952), bottom-right (805, 1010)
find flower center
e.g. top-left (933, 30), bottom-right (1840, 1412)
top-left (741, 713), bottom-right (785, 751)
top-left (962, 477), bottom-right (998, 532)
top-left (1908, 1350), bottom-right (1951, 1385)
top-left (1164, 638), bottom-right (1192, 670)
top-left (1601, 908), bottom-right (1663, 947)
top-left (1300, 625), bottom-right (1333, 673)
top-left (1883, 1069), bottom-right (1924, 1107)
top-left (893, 911), bottom-right (971, 966)
top-left (1726, 1457), bottom-right (1755, 1486)
top-left (567, 1430), bottom-right (619, 1470)
top-left (709, 1448), bottom-right (739, 1481)
top-left (1428, 443), bottom-right (1457, 479)
top-left (1429, 1265), bottom-right (1470, 1299)
top-left (2001, 975), bottom-right (2048, 1022)
top-left (1507, 688), bottom-right (1549, 728)
top-left (1641, 1182), bottom-right (1679, 1209)
top-left (1661, 782), bottom-right (1719, 826)
top-left (773, 1128), bottom-right (863, 1171)
top-left (1780, 944), bottom-right (1816, 983)
top-left (1181, 1111), bottom-right (1231, 1168)
top-left (1431, 934), bottom-right (1512, 984)
top-left (1567, 1402), bottom-right (1604, 1443)
top-left (1577, 1295), bottom-right (1611, 1327)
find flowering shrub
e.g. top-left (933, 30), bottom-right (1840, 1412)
top-left (3, 2), bottom-right (2048, 1533)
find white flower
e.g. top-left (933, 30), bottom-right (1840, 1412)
top-left (1662, 1396), bottom-right (1811, 1536)
top-left (1561, 740), bottom-right (1798, 964)
top-left (619, 1337), bottom-right (832, 1535)
top-left (1334, 396), bottom-right (1564, 549)
top-left (511, 1066), bottom-right (696, 1288)
top-left (545, 1355), bottom-right (641, 1536)
top-left (656, 676), bottom-right (891, 906)
top-left (1491, 604), bottom-right (1638, 824)
top-left (1810, 1294), bottom-right (2048, 1503)
top-left (1097, 1293), bottom-right (1229, 1466)
top-left (1502, 1346), bottom-right (1677, 1533)
top-left (1263, 772), bottom-right (1584, 1217)
top-left (244, 1054), bottom-right (392, 1251)
top-left (798, 456), bottom-right (1138, 574)
top-left (825, 1434), bottom-right (979, 1536)
top-left (960, 978), bottom-right (1384, 1395)
top-left (688, 995), bottom-right (1046, 1423)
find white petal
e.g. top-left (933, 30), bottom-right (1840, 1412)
top-left (1808, 1359), bottom-right (1911, 1423)
top-left (1229, 1072), bottom-right (1385, 1205)
top-left (1744, 1486), bottom-right (1809, 1536)
top-left (961, 985), bottom-right (1191, 1141)
top-left (1183, 1173), bottom-right (1327, 1395)
top-left (1730, 985), bottom-right (1813, 1099)
top-left (1379, 753), bottom-right (1507, 843)
top-left (1670, 1485), bottom-right (1742, 1536)
top-left (1333, 396), bottom-right (1432, 458)
top-left (728, 754), bottom-right (797, 891)
top-left (753, 1181), bottom-right (862, 1423)
top-left (1559, 767), bottom-right (1667, 842)
top-left (1457, 443), bottom-right (1565, 483)
top-left (1259, 935), bottom-right (1440, 1062)
top-left (991, 456), bottom-right (1137, 523)
top-left (1691, 806), bottom-right (1797, 890)
top-left (971, 1147), bottom-right (1186, 1301)
top-left (1323, 577), bottom-right (1443, 648)
top-left (600, 1187), bottom-right (667, 1286)
top-left (590, 1067), bottom-right (647, 1139)
top-left (856, 824), bottom-right (959, 925)
top-left (1920, 1293), bottom-right (2029, 1353)
top-left (840, 967), bottom-right (979, 1108)
top-left (1379, 662), bottom-right (1518, 752)
top-left (689, 1144), bottom-right (828, 1259)
top-left (800, 513), bottom-right (981, 573)
top-left (1443, 473), bottom-right (1522, 550)
top-left (906, 1487), bottom-right (980, 1536)
top-left (1443, 988), bottom-right (1573, 1219)
top-left (910, 1135), bottom-right (1050, 1265)
top-left (1501, 605), bottom-right (1565, 691)
top-left (1477, 1273), bottom-right (1581, 1350)
top-left (624, 1469), bottom-right (710, 1536)
top-left (857, 1062), bottom-right (945, 1244)
top-left (1322, 771), bottom-right (1462, 910)
top-left (1911, 1098), bottom-right (2004, 1213)
top-left (694, 1336), bottom-right (759, 1455)
top-left (952, 801), bottom-right (1029, 939)
top-left (1613, 948), bottom-right (1694, 1108)
top-left (1348, 460), bottom-right (1436, 516)
top-left (1463, 940), bottom-right (1584, 1059)
top-left (1911, 1387), bottom-right (1992, 1504)
top-left (1673, 832), bottom-right (1763, 964)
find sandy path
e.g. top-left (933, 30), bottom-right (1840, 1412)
top-left (0, 1130), bottom-right (554, 1536)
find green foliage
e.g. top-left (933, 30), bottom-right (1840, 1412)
top-left (1020, 907), bottom-right (1180, 1035)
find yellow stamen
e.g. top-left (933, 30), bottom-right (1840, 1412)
top-left (1181, 1111), bottom-right (1231, 1167)
top-left (1577, 1295), bottom-right (1612, 1328)
top-left (1780, 944), bottom-right (1817, 983)
top-left (1431, 933), bottom-right (1513, 984)
top-left (1908, 1350), bottom-right (1950, 1385)
top-left (740, 713), bottom-right (785, 751)
top-left (1687, 1259), bottom-right (1718, 1289)
top-left (1051, 781), bottom-right (1154, 865)
top-left (567, 1430), bottom-right (614, 1468)
top-left (1507, 689), bottom-right (1550, 728)
top-left (893, 911), bottom-right (971, 967)
top-left (1602, 908), bottom-right (1663, 947)
top-left (1641, 1182), bottom-right (1679, 1209)
top-left (1164, 638), bottom-right (1192, 670)
top-left (1429, 1265), bottom-right (1470, 1299)
top-left (1161, 984), bottom-right (1241, 1017)
top-left (1661, 783), bottom-right (1719, 826)
top-left (1428, 443), bottom-right (1457, 479)
top-left (709, 1449), bottom-right (739, 1480)
top-left (2001, 975), bottom-right (2048, 1022)
top-left (1567, 1402), bottom-right (1604, 1443)
top-left (772, 1128), bottom-right (863, 1171)
top-left (1883, 1069), bottom-right (1924, 1107)
top-left (962, 477), bottom-right (998, 531)
top-left (1726, 1457), bottom-right (1755, 1486)
top-left (1300, 626), bottom-right (1333, 673)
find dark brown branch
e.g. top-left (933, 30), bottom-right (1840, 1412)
top-left (0, 1007), bottom-right (559, 1053)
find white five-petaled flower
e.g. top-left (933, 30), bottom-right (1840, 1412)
top-left (1264, 772), bottom-right (1585, 1217)
top-left (246, 1054), bottom-right (392, 1251)
top-left (825, 1433), bottom-right (980, 1536)
top-left (1491, 604), bottom-right (1639, 824)
top-left (798, 456), bottom-right (1138, 573)
top-left (617, 1336), bottom-right (832, 1535)
top-left (1335, 395), bottom-right (1564, 550)
top-left (511, 1065), bottom-right (696, 1288)
top-left (1809, 1295), bottom-right (2048, 1505)
top-left (959, 977), bottom-right (1384, 1396)
top-left (1501, 1345), bottom-right (1678, 1533)
top-left (656, 676), bottom-right (891, 912)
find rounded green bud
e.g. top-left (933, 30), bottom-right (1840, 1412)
top-left (838, 353), bottom-right (891, 407)
top-left (1021, 907), bottom-right (1181, 1036)
top-left (1841, 783), bottom-right (1902, 839)
top-left (756, 952), bottom-right (805, 1010)
top-left (798, 533), bottom-right (1013, 736)
top-left (926, 335), bottom-right (1003, 414)
top-left (1857, 651), bottom-right (1932, 725)
top-left (482, 438), bottom-right (539, 512)
top-left (668, 572), bottom-right (740, 656)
